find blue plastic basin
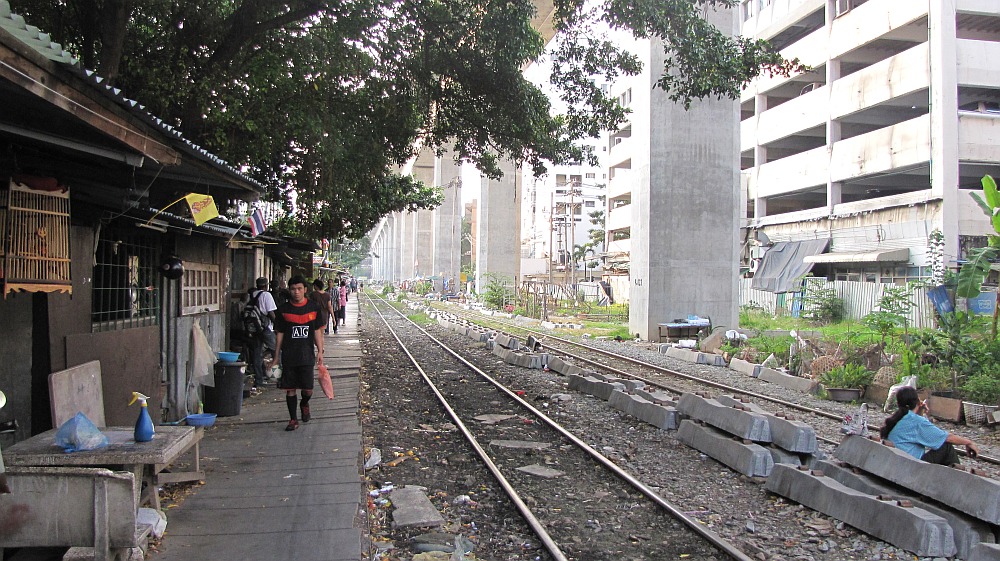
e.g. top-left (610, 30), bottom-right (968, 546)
top-left (217, 351), bottom-right (240, 363)
top-left (185, 413), bottom-right (217, 427)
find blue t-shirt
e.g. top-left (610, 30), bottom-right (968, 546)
top-left (887, 410), bottom-right (948, 460)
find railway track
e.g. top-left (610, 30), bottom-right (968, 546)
top-left (435, 304), bottom-right (1000, 467)
top-left (367, 294), bottom-right (753, 561)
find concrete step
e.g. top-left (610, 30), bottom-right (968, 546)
top-left (814, 459), bottom-right (994, 560)
top-left (715, 395), bottom-right (817, 453)
top-left (765, 464), bottom-right (956, 558)
top-left (677, 393), bottom-right (771, 442)
top-left (676, 420), bottom-right (773, 477)
top-left (835, 435), bottom-right (1000, 524)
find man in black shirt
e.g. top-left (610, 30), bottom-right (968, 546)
top-left (270, 275), bottom-right (325, 431)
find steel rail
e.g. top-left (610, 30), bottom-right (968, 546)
top-left (373, 296), bottom-right (755, 561)
top-left (367, 296), bottom-right (570, 561)
top-left (443, 308), bottom-right (1000, 466)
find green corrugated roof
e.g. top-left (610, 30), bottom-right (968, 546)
top-left (0, 1), bottom-right (77, 64)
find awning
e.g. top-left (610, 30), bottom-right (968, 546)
top-left (751, 239), bottom-right (829, 294)
top-left (803, 248), bottom-right (910, 264)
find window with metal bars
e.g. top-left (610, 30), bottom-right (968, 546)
top-left (91, 229), bottom-right (160, 331)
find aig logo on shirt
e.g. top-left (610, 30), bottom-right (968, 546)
top-left (292, 326), bottom-right (310, 338)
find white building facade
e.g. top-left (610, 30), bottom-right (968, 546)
top-left (741, 0), bottom-right (1000, 287)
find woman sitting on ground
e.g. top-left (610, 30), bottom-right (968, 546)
top-left (880, 386), bottom-right (980, 465)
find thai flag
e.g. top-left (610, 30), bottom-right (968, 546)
top-left (249, 208), bottom-right (266, 237)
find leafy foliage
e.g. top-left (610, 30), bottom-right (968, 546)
top-left (820, 363), bottom-right (873, 390)
top-left (481, 273), bottom-right (514, 310)
top-left (801, 279), bottom-right (844, 325)
top-left (19, 0), bottom-right (798, 239)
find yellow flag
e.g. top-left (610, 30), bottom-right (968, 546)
top-left (184, 193), bottom-right (219, 226)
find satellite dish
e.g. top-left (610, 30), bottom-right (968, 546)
top-left (0, 390), bottom-right (6, 410)
top-left (757, 232), bottom-right (772, 246)
top-left (749, 259), bottom-right (760, 273)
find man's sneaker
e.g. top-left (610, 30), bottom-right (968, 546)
top-left (301, 405), bottom-right (311, 423)
top-left (285, 419), bottom-right (299, 431)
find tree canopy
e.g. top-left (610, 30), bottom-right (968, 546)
top-left (18, 0), bottom-right (795, 240)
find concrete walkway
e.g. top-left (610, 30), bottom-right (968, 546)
top-left (154, 299), bottom-right (366, 561)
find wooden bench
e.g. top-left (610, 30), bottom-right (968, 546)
top-left (0, 466), bottom-right (147, 561)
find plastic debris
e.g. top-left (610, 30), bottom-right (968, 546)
top-left (365, 447), bottom-right (382, 469)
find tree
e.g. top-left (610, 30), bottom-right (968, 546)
top-left (18, 0), bottom-right (797, 239)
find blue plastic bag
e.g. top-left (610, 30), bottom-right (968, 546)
top-left (54, 412), bottom-right (109, 453)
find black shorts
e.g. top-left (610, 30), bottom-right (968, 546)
top-left (278, 364), bottom-right (314, 390)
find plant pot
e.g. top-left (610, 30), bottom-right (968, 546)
top-left (962, 402), bottom-right (1000, 425)
top-left (927, 392), bottom-right (964, 423)
top-left (826, 388), bottom-right (863, 402)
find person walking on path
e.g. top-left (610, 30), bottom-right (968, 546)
top-left (328, 279), bottom-right (341, 334)
top-left (245, 277), bottom-right (277, 389)
top-left (309, 278), bottom-right (335, 334)
top-left (269, 275), bottom-right (325, 431)
top-left (880, 386), bottom-right (980, 465)
top-left (337, 279), bottom-right (349, 326)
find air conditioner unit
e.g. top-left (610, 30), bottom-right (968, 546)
top-left (835, 0), bottom-right (852, 17)
top-left (800, 82), bottom-right (823, 96)
top-left (749, 258), bottom-right (761, 273)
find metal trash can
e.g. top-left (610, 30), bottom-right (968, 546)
top-left (204, 361), bottom-right (245, 417)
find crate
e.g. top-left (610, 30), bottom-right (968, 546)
top-left (962, 402), bottom-right (999, 425)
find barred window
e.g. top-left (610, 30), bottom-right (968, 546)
top-left (92, 230), bottom-right (160, 331)
top-left (181, 261), bottom-right (221, 315)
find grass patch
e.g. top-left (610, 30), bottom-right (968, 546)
top-left (407, 312), bottom-right (434, 326)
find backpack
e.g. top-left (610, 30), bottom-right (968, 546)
top-left (242, 291), bottom-right (268, 336)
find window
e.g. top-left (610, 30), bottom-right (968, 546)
top-left (585, 201), bottom-right (596, 208)
top-left (182, 262), bottom-right (221, 315)
top-left (586, 173), bottom-right (596, 179)
top-left (741, 0), bottom-right (756, 21)
top-left (92, 230), bottom-right (160, 331)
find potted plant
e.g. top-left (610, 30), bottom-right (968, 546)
top-left (820, 364), bottom-right (874, 402)
top-left (961, 373), bottom-right (1000, 424)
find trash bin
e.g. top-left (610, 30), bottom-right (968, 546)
top-left (204, 361), bottom-right (245, 417)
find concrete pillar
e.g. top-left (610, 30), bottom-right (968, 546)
top-left (629, 5), bottom-right (740, 340)
top-left (476, 158), bottom-right (521, 293)
top-left (826, 57), bottom-right (842, 210)
top-left (434, 152), bottom-right (462, 293)
top-left (410, 149), bottom-right (436, 280)
top-left (401, 211), bottom-right (416, 280)
top-left (930, 0), bottom-right (960, 264)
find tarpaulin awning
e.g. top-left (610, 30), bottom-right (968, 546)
top-left (751, 239), bottom-right (829, 293)
top-left (803, 248), bottom-right (910, 264)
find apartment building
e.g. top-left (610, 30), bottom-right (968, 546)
top-left (741, 0), bottom-right (1000, 291)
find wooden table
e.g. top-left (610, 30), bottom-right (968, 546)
top-left (3, 425), bottom-right (203, 511)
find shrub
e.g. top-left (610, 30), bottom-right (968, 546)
top-left (801, 280), bottom-right (844, 325)
top-left (962, 374), bottom-right (1000, 405)
top-left (820, 364), bottom-right (874, 389)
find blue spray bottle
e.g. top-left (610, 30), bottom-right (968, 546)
top-left (129, 392), bottom-right (155, 442)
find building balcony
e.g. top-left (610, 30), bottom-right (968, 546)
top-left (742, 0), bottom-right (929, 102)
top-left (958, 39), bottom-right (1000, 90)
top-left (829, 114), bottom-right (930, 184)
top-left (608, 134), bottom-right (633, 164)
top-left (607, 205), bottom-right (632, 233)
top-left (958, 112), bottom-right (1000, 163)
top-left (607, 171), bottom-right (633, 199)
top-left (607, 238), bottom-right (631, 256)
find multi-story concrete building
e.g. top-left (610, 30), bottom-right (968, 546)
top-left (521, 146), bottom-right (607, 281)
top-left (741, 0), bottom-right (1000, 290)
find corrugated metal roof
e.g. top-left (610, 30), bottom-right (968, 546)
top-left (0, 0), bottom-right (263, 195)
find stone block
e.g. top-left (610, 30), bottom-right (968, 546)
top-left (765, 464), bottom-right (956, 558)
top-left (729, 357), bottom-right (761, 378)
top-left (815, 459), bottom-right (994, 560)
top-left (700, 328), bottom-right (725, 354)
top-left (835, 435), bottom-right (1000, 524)
top-left (665, 347), bottom-right (700, 363)
top-left (547, 356), bottom-right (582, 376)
top-left (714, 395), bottom-right (817, 454)
top-left (640, 402), bottom-right (680, 430)
top-left (391, 486), bottom-right (445, 528)
top-left (524, 335), bottom-right (542, 351)
top-left (621, 379), bottom-right (646, 392)
top-left (677, 420), bottom-right (773, 477)
top-left (768, 445), bottom-right (803, 466)
top-left (566, 374), bottom-right (591, 392)
top-left (970, 543), bottom-right (1000, 561)
top-left (758, 367), bottom-right (818, 394)
top-left (609, 389), bottom-right (650, 419)
top-left (493, 333), bottom-right (518, 350)
top-left (633, 388), bottom-right (675, 406)
top-left (590, 380), bottom-right (626, 401)
top-left (697, 353), bottom-right (728, 367)
top-left (658, 344), bottom-right (672, 354)
top-left (541, 321), bottom-right (556, 329)
top-left (676, 393), bottom-right (771, 442)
